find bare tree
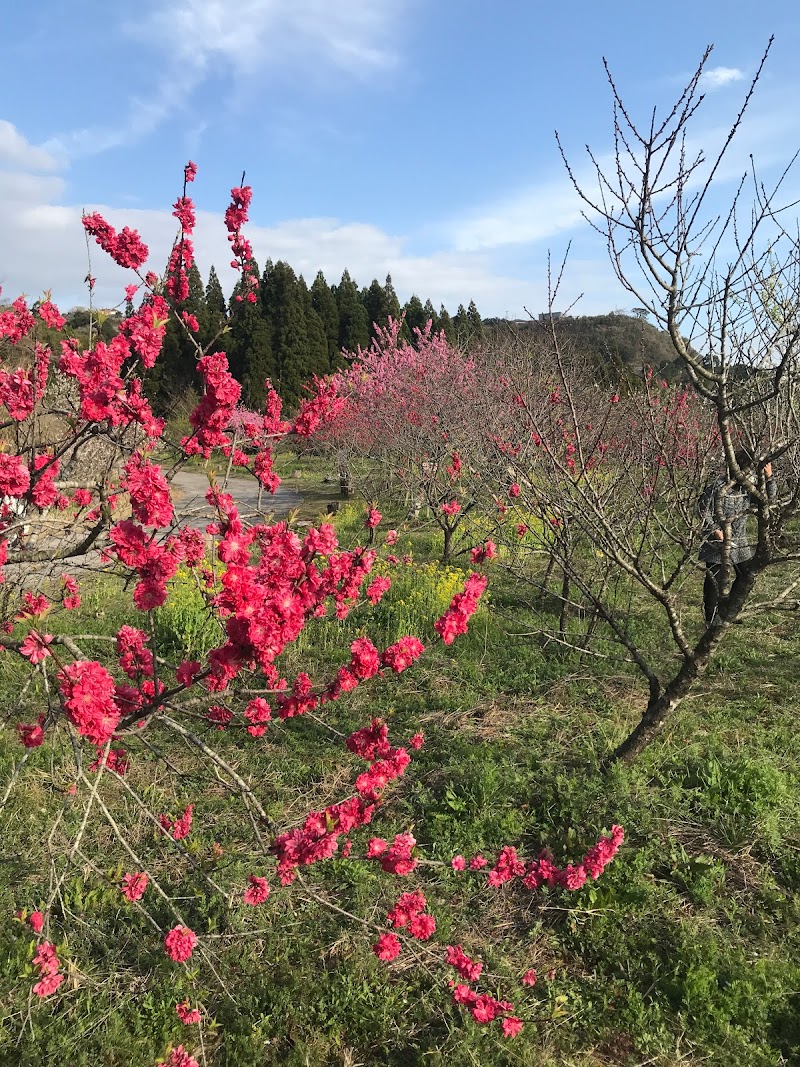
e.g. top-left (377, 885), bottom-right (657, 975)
top-left (474, 44), bottom-right (800, 762)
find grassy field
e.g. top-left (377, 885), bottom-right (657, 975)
top-left (1, 463), bottom-right (799, 1066)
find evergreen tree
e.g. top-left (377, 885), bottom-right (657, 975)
top-left (423, 298), bottom-right (440, 334)
top-left (383, 274), bottom-right (402, 323)
top-left (146, 262), bottom-right (208, 413)
top-left (453, 303), bottom-right (469, 347)
top-left (262, 261), bottom-right (309, 408)
top-left (299, 277), bottom-right (330, 383)
top-left (261, 258), bottom-right (274, 293)
top-left (335, 270), bottom-right (370, 354)
top-left (228, 257), bottom-right (275, 409)
top-left (310, 270), bottom-right (340, 371)
top-left (203, 265), bottom-right (228, 352)
top-left (403, 294), bottom-right (427, 338)
top-left (438, 304), bottom-right (455, 344)
top-left (362, 278), bottom-right (391, 341)
top-left (467, 299), bottom-right (484, 344)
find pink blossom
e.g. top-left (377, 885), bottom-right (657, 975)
top-left (38, 300), bottom-right (66, 330)
top-left (61, 574), bottom-right (81, 610)
top-left (176, 660), bottom-right (201, 687)
top-left (502, 1016), bottom-right (524, 1038)
top-left (487, 845), bottom-right (526, 887)
top-left (381, 636), bottom-right (424, 673)
top-left (557, 863), bottom-right (588, 890)
top-left (121, 872), bottom-right (149, 902)
top-left (380, 833), bottom-right (417, 876)
top-left (207, 704), bottom-right (232, 729)
top-left (373, 932), bottom-right (401, 961)
top-left (16, 592), bottom-right (49, 620)
top-left (17, 716), bottom-right (45, 748)
top-left (243, 875), bottom-right (270, 906)
top-left (124, 453), bottom-right (173, 528)
top-left (90, 747), bottom-right (129, 775)
top-left (349, 637), bottom-right (380, 680)
top-left (156, 1046), bottom-right (199, 1067)
top-left (176, 1001), bottom-right (201, 1025)
top-left (159, 804), bottom-right (194, 841)
top-left (82, 213), bottom-right (149, 270)
top-left (470, 541), bottom-right (497, 564)
top-left (164, 925), bottom-right (197, 963)
top-left (116, 625), bottom-right (154, 678)
top-left (365, 576), bottom-right (391, 604)
top-left (59, 660), bottom-right (120, 745)
top-left (387, 890), bottom-right (426, 929)
top-left (0, 454), bottom-right (30, 497)
top-left (407, 912), bottom-right (436, 940)
top-left (292, 376), bottom-right (344, 436)
top-left (434, 573), bottom-right (487, 645)
top-left (445, 944), bottom-right (483, 982)
top-left (447, 450), bottom-right (462, 479)
top-left (244, 697), bottom-right (272, 737)
top-left (32, 941), bottom-right (63, 998)
top-left (33, 971), bottom-right (64, 998)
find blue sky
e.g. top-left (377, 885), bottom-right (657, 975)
top-left (1, 0), bottom-right (799, 318)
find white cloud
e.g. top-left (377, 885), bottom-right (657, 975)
top-left (46, 0), bottom-right (410, 159)
top-left (448, 175), bottom-right (586, 253)
top-left (0, 120), bottom-right (59, 172)
top-left (700, 66), bottom-right (745, 90)
top-left (139, 0), bottom-right (404, 78)
top-left (0, 159), bottom-right (625, 319)
top-left (45, 70), bottom-right (198, 157)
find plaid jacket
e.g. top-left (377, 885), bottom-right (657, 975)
top-left (697, 474), bottom-right (777, 565)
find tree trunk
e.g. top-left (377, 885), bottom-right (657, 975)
top-left (559, 567), bottom-right (571, 637)
top-left (607, 563), bottom-right (761, 764)
top-left (441, 525), bottom-right (453, 562)
top-left (338, 450), bottom-right (351, 498)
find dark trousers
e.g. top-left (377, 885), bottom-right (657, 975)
top-left (703, 561), bottom-right (747, 625)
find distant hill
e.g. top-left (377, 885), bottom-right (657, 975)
top-left (483, 312), bottom-right (683, 384)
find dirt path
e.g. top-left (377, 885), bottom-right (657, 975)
top-left (170, 470), bottom-right (303, 529)
top-left (3, 472), bottom-right (304, 583)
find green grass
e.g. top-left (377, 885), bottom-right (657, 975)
top-left (1, 519), bottom-right (800, 1065)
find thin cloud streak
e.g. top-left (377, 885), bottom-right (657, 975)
top-left (447, 83), bottom-right (800, 257)
top-left (45, 0), bottom-right (409, 160)
top-left (448, 176), bottom-right (585, 253)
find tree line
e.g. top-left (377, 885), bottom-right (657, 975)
top-left (145, 260), bottom-right (485, 413)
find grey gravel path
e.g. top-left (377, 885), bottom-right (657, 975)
top-left (170, 470), bottom-right (303, 530)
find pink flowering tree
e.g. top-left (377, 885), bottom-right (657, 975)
top-left (317, 320), bottom-right (501, 561)
top-left (0, 167), bottom-right (624, 1060)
